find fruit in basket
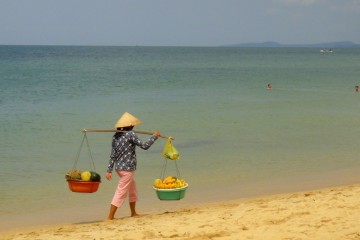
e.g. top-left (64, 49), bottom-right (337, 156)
top-left (90, 171), bottom-right (101, 182)
top-left (154, 176), bottom-right (187, 189)
top-left (81, 171), bottom-right (92, 181)
top-left (65, 170), bottom-right (81, 180)
top-left (163, 176), bottom-right (177, 184)
top-left (153, 178), bottom-right (162, 188)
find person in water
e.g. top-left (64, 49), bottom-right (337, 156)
top-left (267, 83), bottom-right (272, 90)
top-left (106, 112), bottom-right (160, 219)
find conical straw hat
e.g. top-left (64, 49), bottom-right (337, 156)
top-left (114, 112), bottom-right (142, 128)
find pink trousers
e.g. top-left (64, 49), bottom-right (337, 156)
top-left (111, 171), bottom-right (138, 208)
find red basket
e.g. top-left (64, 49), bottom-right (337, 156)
top-left (67, 180), bottom-right (101, 193)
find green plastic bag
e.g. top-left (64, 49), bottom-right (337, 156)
top-left (162, 138), bottom-right (180, 160)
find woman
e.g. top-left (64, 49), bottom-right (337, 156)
top-left (106, 112), bottom-right (160, 219)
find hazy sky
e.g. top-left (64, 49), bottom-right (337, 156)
top-left (1, 0), bottom-right (359, 46)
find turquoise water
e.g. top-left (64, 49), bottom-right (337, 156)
top-left (1, 46), bottom-right (360, 230)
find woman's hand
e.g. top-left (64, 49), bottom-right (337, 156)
top-left (106, 172), bottom-right (112, 181)
top-left (153, 131), bottom-right (160, 137)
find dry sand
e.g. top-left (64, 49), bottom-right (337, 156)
top-left (2, 184), bottom-right (360, 240)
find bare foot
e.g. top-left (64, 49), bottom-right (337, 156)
top-left (131, 213), bottom-right (140, 217)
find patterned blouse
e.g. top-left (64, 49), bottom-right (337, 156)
top-left (107, 131), bottom-right (158, 172)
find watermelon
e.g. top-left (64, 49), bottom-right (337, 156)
top-left (90, 171), bottom-right (101, 182)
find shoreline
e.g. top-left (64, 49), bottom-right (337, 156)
top-left (1, 166), bottom-right (360, 234)
top-left (2, 183), bottom-right (360, 240)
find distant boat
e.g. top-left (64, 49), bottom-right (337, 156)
top-left (320, 49), bottom-right (333, 53)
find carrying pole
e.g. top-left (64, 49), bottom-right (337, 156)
top-left (80, 129), bottom-right (174, 140)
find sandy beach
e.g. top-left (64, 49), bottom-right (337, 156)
top-left (2, 184), bottom-right (360, 240)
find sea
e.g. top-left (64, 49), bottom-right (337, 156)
top-left (1, 45), bottom-right (360, 231)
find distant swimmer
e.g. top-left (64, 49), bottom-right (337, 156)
top-left (355, 85), bottom-right (359, 93)
top-left (267, 83), bottom-right (272, 90)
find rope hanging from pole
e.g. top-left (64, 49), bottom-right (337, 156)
top-left (72, 132), bottom-right (96, 171)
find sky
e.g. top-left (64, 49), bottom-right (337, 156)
top-left (0, 0), bottom-right (359, 46)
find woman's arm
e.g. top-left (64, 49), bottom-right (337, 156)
top-left (106, 138), bottom-right (117, 176)
top-left (129, 131), bottom-right (160, 150)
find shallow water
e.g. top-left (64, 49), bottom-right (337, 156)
top-left (1, 46), bottom-right (360, 230)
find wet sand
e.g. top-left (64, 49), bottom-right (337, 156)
top-left (2, 184), bottom-right (360, 240)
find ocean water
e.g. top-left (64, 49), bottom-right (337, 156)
top-left (1, 46), bottom-right (360, 230)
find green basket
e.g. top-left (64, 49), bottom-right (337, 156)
top-left (153, 184), bottom-right (188, 200)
